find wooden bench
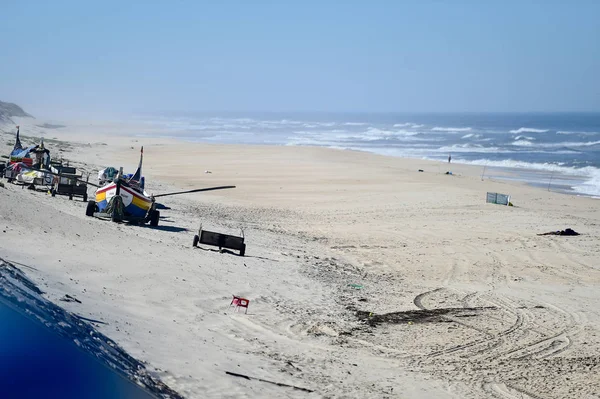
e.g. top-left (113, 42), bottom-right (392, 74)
top-left (193, 224), bottom-right (246, 256)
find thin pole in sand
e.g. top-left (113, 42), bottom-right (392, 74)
top-left (481, 164), bottom-right (487, 181)
top-left (547, 171), bottom-right (555, 191)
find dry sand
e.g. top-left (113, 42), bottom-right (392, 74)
top-left (1, 119), bottom-right (599, 398)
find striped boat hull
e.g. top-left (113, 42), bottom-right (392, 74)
top-left (96, 182), bottom-right (153, 219)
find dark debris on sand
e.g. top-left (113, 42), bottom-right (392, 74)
top-left (356, 306), bottom-right (497, 327)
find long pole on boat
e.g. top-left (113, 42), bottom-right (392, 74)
top-left (153, 185), bottom-right (236, 198)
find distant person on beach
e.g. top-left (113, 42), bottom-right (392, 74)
top-left (448, 154), bottom-right (451, 163)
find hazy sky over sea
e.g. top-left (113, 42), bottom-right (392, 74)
top-left (1, 0), bottom-right (599, 118)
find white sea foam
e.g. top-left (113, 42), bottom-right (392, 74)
top-left (512, 140), bottom-right (534, 146)
top-left (394, 123), bottom-right (424, 128)
top-left (286, 137), bottom-right (335, 146)
top-left (344, 122), bottom-right (367, 126)
top-left (351, 128), bottom-right (428, 142)
top-left (256, 119), bottom-right (304, 126)
top-left (458, 159), bottom-right (600, 197)
top-left (287, 128), bottom-right (435, 146)
top-left (459, 159), bottom-right (569, 171)
top-left (281, 119), bottom-right (305, 125)
top-left (560, 140), bottom-right (600, 147)
top-left (573, 173), bottom-right (600, 196)
top-left (431, 127), bottom-right (472, 132)
top-left (557, 131), bottom-right (599, 136)
top-left (461, 133), bottom-right (482, 139)
top-left (215, 117), bottom-right (254, 123)
top-left (532, 140), bottom-right (600, 148)
top-left (509, 127), bottom-right (549, 134)
top-left (435, 144), bottom-right (576, 155)
top-left (514, 135), bottom-right (535, 141)
top-left (508, 139), bottom-right (600, 149)
top-left (363, 127), bottom-right (420, 138)
top-left (438, 144), bottom-right (503, 153)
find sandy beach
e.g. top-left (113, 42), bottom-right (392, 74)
top-left (1, 119), bottom-right (599, 398)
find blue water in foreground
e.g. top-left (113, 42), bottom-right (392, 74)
top-left (137, 112), bottom-right (600, 197)
top-left (0, 299), bottom-right (154, 399)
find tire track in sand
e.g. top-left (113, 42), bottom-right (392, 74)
top-left (414, 288), bottom-right (501, 358)
top-left (484, 382), bottom-right (545, 399)
top-left (497, 300), bottom-right (579, 361)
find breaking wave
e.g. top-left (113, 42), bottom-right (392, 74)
top-left (459, 159), bottom-right (568, 171)
top-left (509, 139), bottom-right (599, 148)
top-left (509, 127), bottom-right (549, 134)
top-left (573, 174), bottom-right (600, 196)
top-left (458, 159), bottom-right (600, 197)
top-left (431, 127), bottom-right (472, 132)
top-left (394, 123), bottom-right (424, 128)
top-left (438, 144), bottom-right (578, 155)
top-left (557, 131), bottom-right (599, 135)
top-left (512, 140), bottom-right (534, 146)
top-left (438, 144), bottom-right (502, 153)
top-left (538, 140), bottom-right (600, 148)
top-left (514, 135), bottom-right (535, 140)
top-left (363, 127), bottom-right (420, 138)
top-left (561, 140), bottom-right (600, 147)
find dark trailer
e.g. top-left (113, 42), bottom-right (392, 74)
top-left (50, 164), bottom-right (90, 201)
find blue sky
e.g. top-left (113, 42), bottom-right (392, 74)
top-left (0, 0), bottom-right (598, 117)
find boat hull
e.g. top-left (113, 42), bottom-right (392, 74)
top-left (96, 183), bottom-right (152, 219)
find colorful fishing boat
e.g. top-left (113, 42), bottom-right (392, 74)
top-left (3, 126), bottom-right (52, 182)
top-left (7, 126), bottom-right (33, 167)
top-left (94, 181), bottom-right (154, 219)
top-left (85, 146), bottom-right (237, 227)
top-left (86, 147), bottom-right (160, 226)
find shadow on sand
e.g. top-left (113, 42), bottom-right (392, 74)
top-left (192, 246), bottom-right (279, 261)
top-left (145, 225), bottom-right (189, 233)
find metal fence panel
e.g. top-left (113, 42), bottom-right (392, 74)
top-left (486, 192), bottom-right (510, 205)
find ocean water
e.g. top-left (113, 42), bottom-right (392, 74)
top-left (0, 299), bottom-right (154, 399)
top-left (0, 259), bottom-right (181, 399)
top-left (137, 112), bottom-right (600, 197)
